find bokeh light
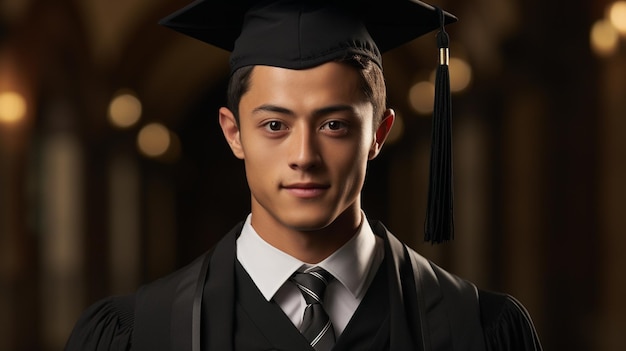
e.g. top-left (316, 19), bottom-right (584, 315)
top-left (0, 91), bottom-right (27, 124)
top-left (408, 81), bottom-right (435, 115)
top-left (590, 19), bottom-right (619, 56)
top-left (449, 58), bottom-right (472, 93)
top-left (137, 123), bottom-right (170, 158)
top-left (108, 90), bottom-right (142, 128)
top-left (609, 1), bottom-right (626, 35)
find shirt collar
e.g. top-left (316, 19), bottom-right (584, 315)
top-left (236, 213), bottom-right (378, 301)
top-left (316, 215), bottom-right (378, 300)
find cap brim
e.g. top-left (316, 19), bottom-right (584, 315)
top-left (159, 0), bottom-right (457, 54)
top-left (159, 0), bottom-right (249, 51)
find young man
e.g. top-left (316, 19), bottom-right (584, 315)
top-left (66, 1), bottom-right (542, 350)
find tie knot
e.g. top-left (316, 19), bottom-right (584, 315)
top-left (290, 267), bottom-right (333, 305)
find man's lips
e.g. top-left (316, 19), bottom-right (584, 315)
top-left (281, 182), bottom-right (330, 198)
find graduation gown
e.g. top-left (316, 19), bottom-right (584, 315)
top-left (65, 221), bottom-right (542, 351)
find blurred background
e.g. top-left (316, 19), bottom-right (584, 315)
top-left (1, 0), bottom-right (625, 350)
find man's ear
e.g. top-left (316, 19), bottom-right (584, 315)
top-left (369, 109), bottom-right (395, 160)
top-left (219, 107), bottom-right (245, 159)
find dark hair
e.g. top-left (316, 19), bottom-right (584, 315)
top-left (338, 54), bottom-right (387, 126)
top-left (226, 54), bottom-right (387, 126)
top-left (226, 65), bottom-right (254, 123)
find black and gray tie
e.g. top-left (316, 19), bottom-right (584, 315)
top-left (290, 267), bottom-right (335, 351)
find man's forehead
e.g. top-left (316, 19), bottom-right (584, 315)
top-left (243, 63), bottom-right (369, 105)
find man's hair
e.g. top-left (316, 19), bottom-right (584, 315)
top-left (226, 54), bottom-right (387, 126)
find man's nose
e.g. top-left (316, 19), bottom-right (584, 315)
top-left (288, 127), bottom-right (321, 171)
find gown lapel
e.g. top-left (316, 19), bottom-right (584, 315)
top-left (156, 224), bottom-right (240, 351)
top-left (372, 220), bottom-right (452, 351)
top-left (201, 223), bottom-right (241, 351)
top-left (134, 254), bottom-right (204, 351)
top-left (378, 223), bottom-right (422, 351)
top-left (374, 220), bottom-right (485, 351)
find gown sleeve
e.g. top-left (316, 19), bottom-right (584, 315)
top-left (64, 294), bottom-right (135, 351)
top-left (479, 290), bottom-right (543, 351)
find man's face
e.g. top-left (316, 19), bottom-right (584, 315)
top-left (221, 62), bottom-right (389, 234)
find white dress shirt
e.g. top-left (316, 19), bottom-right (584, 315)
top-left (236, 213), bottom-right (384, 336)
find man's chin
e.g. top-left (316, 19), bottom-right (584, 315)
top-left (276, 203), bottom-right (360, 234)
top-left (279, 213), bottom-right (337, 232)
top-left (285, 220), bottom-right (333, 233)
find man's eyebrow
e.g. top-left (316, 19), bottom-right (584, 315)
top-left (312, 104), bottom-right (357, 118)
top-left (252, 104), bottom-right (294, 116)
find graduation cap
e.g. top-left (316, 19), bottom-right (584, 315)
top-left (160, 0), bottom-right (457, 243)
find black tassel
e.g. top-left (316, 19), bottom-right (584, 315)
top-left (424, 7), bottom-right (454, 244)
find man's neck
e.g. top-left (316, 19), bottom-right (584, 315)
top-left (250, 207), bottom-right (362, 264)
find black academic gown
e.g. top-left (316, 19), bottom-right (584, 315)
top-left (65, 221), bottom-right (542, 351)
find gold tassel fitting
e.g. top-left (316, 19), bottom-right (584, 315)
top-left (439, 48), bottom-right (449, 66)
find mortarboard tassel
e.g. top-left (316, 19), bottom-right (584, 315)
top-left (424, 7), bottom-right (454, 244)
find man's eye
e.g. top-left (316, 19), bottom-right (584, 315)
top-left (323, 121), bottom-right (346, 130)
top-left (266, 121), bottom-right (284, 131)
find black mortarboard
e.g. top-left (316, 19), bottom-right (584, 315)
top-left (160, 0), bottom-right (457, 243)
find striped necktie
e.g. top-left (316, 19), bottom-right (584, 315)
top-left (290, 267), bottom-right (335, 351)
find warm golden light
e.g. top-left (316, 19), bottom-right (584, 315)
top-left (591, 19), bottom-right (619, 56)
top-left (408, 81), bottom-right (435, 115)
top-left (609, 1), bottom-right (626, 34)
top-left (137, 123), bottom-right (170, 157)
top-left (108, 90), bottom-right (142, 128)
top-left (449, 58), bottom-right (472, 93)
top-left (0, 91), bottom-right (27, 124)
